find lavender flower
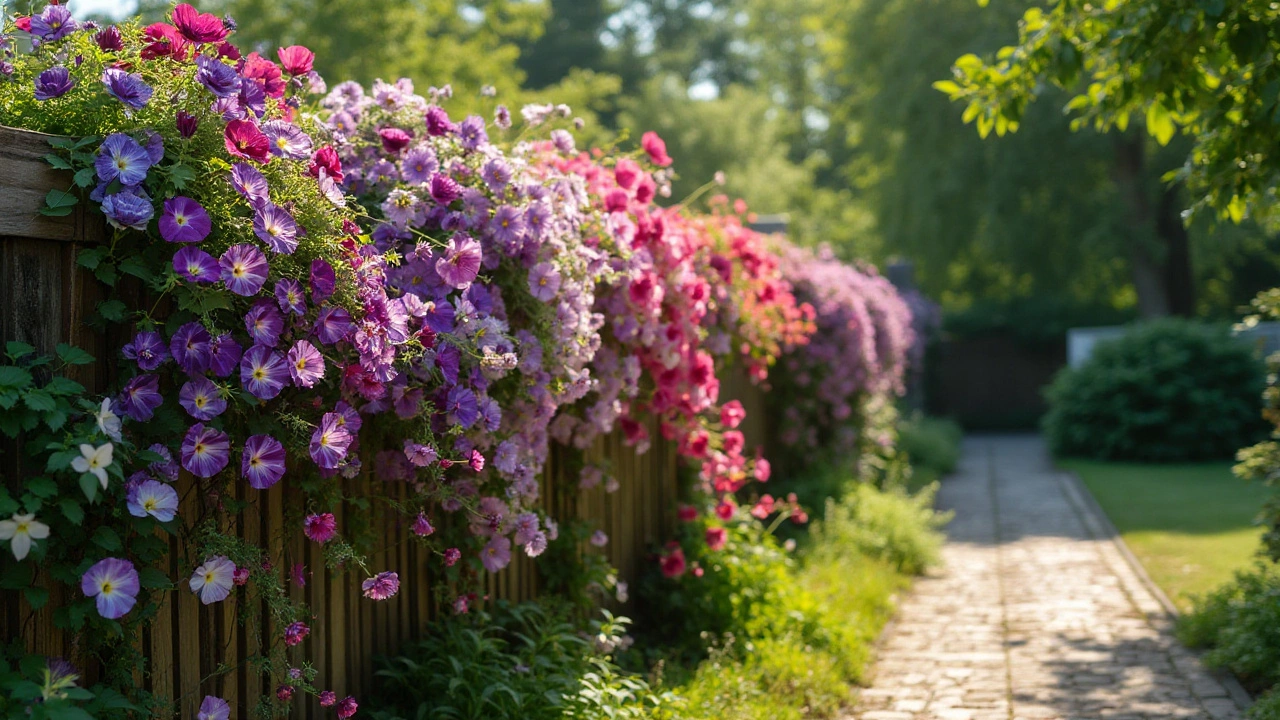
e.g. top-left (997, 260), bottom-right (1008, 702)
top-left (189, 555), bottom-right (235, 604)
top-left (308, 412), bottom-right (352, 469)
top-left (481, 536), bottom-right (511, 572)
top-left (527, 262), bottom-right (561, 302)
top-left (400, 147), bottom-right (438, 185)
top-left (209, 334), bottom-right (242, 378)
top-left (101, 191), bottom-right (154, 231)
top-left (219, 244), bottom-right (269, 296)
top-left (253, 204), bottom-right (299, 254)
top-left (197, 696), bottom-right (230, 720)
top-left (122, 330), bottom-right (169, 371)
top-left (178, 376), bottom-right (226, 421)
top-left (119, 374), bottom-right (163, 421)
top-left (239, 345), bottom-right (290, 400)
top-left (361, 571), bottom-right (399, 600)
top-left (30, 4), bottom-right (77, 41)
top-left (170, 322), bottom-right (213, 374)
top-left (173, 246), bottom-right (219, 283)
top-left (181, 423), bottom-right (230, 478)
top-left (244, 301), bottom-right (284, 347)
top-left (275, 278), bottom-right (306, 315)
top-left (80, 558), bottom-right (139, 619)
top-left (195, 55), bottom-right (241, 97)
top-left (95, 134), bottom-right (152, 186)
top-left (434, 233), bottom-right (482, 288)
top-left (242, 434), bottom-right (286, 489)
top-left (126, 479), bottom-right (179, 522)
top-left (102, 68), bottom-right (153, 110)
top-left (457, 115), bottom-right (488, 151)
top-left (286, 340), bottom-right (324, 387)
top-left (159, 196), bottom-right (211, 243)
top-left (262, 120), bottom-right (313, 160)
top-left (229, 162), bottom-right (270, 208)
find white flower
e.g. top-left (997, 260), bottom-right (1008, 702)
top-left (71, 443), bottom-right (114, 489)
top-left (0, 513), bottom-right (50, 561)
top-left (95, 398), bottom-right (122, 442)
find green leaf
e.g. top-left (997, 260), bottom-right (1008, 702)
top-left (55, 343), bottom-right (95, 366)
top-left (78, 473), bottom-right (99, 503)
top-left (43, 153), bottom-right (73, 170)
top-left (23, 586), bottom-right (49, 610)
top-left (168, 163), bottom-right (197, 190)
top-left (6, 341), bottom-right (37, 360)
top-left (91, 526), bottom-right (122, 551)
top-left (73, 167), bottom-right (96, 188)
top-left (0, 561), bottom-right (34, 589)
top-left (44, 701), bottom-right (96, 720)
top-left (0, 365), bottom-right (33, 390)
top-left (41, 189), bottom-right (78, 217)
top-left (60, 498), bottom-right (84, 525)
top-left (23, 389), bottom-right (57, 412)
top-left (94, 262), bottom-right (118, 287)
top-left (96, 299), bottom-right (127, 322)
top-left (1145, 102), bottom-right (1176, 146)
top-left (46, 137), bottom-right (75, 150)
top-left (46, 376), bottom-right (85, 395)
top-left (138, 567), bottom-right (172, 589)
top-left (26, 477), bottom-right (57, 499)
top-left (118, 256), bottom-right (153, 281)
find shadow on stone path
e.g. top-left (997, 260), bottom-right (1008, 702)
top-left (846, 435), bottom-right (1249, 720)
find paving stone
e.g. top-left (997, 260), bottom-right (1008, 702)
top-left (842, 436), bottom-right (1249, 720)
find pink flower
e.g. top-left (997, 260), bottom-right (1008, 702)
top-left (319, 691), bottom-right (337, 707)
top-left (232, 566), bottom-right (250, 586)
top-left (705, 527), bottom-right (727, 551)
top-left (715, 501), bottom-right (735, 520)
top-left (276, 685), bottom-right (294, 701)
top-left (224, 120), bottom-right (271, 163)
top-left (677, 505), bottom-right (698, 522)
top-left (753, 458), bottom-right (772, 482)
top-left (751, 494), bottom-right (775, 519)
top-left (412, 513), bottom-right (434, 537)
top-left (660, 546), bottom-right (686, 578)
top-left (443, 548), bottom-right (461, 566)
top-left (720, 400), bottom-right (746, 429)
top-left (276, 45), bottom-right (314, 75)
top-left (468, 449), bottom-right (485, 472)
top-left (172, 3), bottom-right (226, 43)
top-left (434, 233), bottom-right (482, 288)
top-left (589, 530), bottom-right (608, 548)
top-left (641, 131), bottom-right (673, 167)
top-left (292, 563), bottom-right (307, 587)
top-left (362, 571), bottom-right (399, 600)
top-left (337, 696), bottom-right (358, 719)
top-left (283, 620), bottom-right (309, 646)
top-left (303, 512), bottom-right (336, 543)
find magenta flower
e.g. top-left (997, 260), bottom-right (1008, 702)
top-left (178, 376), bottom-right (226, 420)
top-left (126, 479), bottom-right (179, 522)
top-left (303, 513), bottom-right (336, 543)
top-left (174, 246), bottom-right (219, 283)
top-left (283, 620), bottom-right (310, 646)
top-left (119, 374), bottom-right (163, 422)
top-left (170, 322), bottom-right (213, 374)
top-left (181, 423), bottom-right (231, 478)
top-left (158, 196), bottom-right (212, 243)
top-left (34, 66), bottom-right (74, 100)
top-left (425, 105), bottom-right (455, 136)
top-left (209, 334), bottom-right (242, 378)
top-left (468, 449), bottom-right (485, 472)
top-left (361, 571), bottom-right (399, 600)
top-left (176, 110), bottom-right (199, 138)
top-left (319, 691), bottom-right (337, 707)
top-left (435, 234), bottom-right (482, 288)
top-left (429, 173), bottom-right (461, 205)
top-left (197, 696), bottom-right (230, 720)
top-left (590, 530), bottom-right (608, 548)
top-left (291, 563), bottom-right (307, 587)
top-left (642, 131), bottom-right (673, 167)
top-left (240, 345), bottom-right (290, 400)
top-left (229, 162), bottom-right (270, 207)
top-left (242, 434), bottom-right (286, 489)
top-left (481, 536), bottom-right (511, 573)
top-left (337, 696), bottom-right (358, 719)
top-left (172, 3), bottom-right (228, 43)
top-left (102, 68), bottom-right (153, 110)
top-left (412, 513), bottom-right (434, 537)
top-left (80, 558), bottom-right (140, 619)
top-left (378, 127), bottom-right (413, 154)
top-left (219, 244), bottom-right (269, 296)
top-left (309, 412), bottom-right (352, 469)
top-left (277, 45), bottom-right (314, 75)
top-left (443, 548), bottom-right (461, 566)
top-left (189, 555), bottom-right (235, 604)
top-left (244, 301), bottom-right (284, 347)
top-left (262, 120), bottom-right (313, 160)
top-left (527, 262), bottom-right (561, 302)
top-left (286, 340), bottom-right (325, 388)
top-left (275, 279), bottom-right (306, 315)
top-left (252, 204), bottom-right (298, 254)
top-left (224, 119), bottom-right (272, 163)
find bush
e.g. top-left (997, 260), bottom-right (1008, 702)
top-left (369, 601), bottom-right (673, 720)
top-left (898, 414), bottom-right (963, 484)
top-left (809, 481), bottom-right (950, 576)
top-left (1179, 563), bottom-right (1280, 695)
top-left (1043, 319), bottom-right (1265, 462)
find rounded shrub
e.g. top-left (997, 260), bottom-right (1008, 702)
top-left (1043, 319), bottom-right (1266, 462)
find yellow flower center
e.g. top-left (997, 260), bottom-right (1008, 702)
top-left (204, 571), bottom-right (215, 584)
top-left (253, 368), bottom-right (266, 381)
top-left (101, 581), bottom-right (113, 594)
top-left (194, 395), bottom-right (206, 408)
top-left (144, 498), bottom-right (158, 511)
top-left (175, 214), bottom-right (188, 226)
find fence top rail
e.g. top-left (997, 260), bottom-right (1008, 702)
top-left (0, 125), bottom-right (105, 244)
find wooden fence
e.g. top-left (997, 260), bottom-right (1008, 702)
top-left (0, 126), bottom-right (766, 718)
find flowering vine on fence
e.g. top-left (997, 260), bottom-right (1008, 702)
top-left (0, 3), bottom-right (919, 718)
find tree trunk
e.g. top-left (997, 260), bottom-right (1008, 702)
top-left (1113, 134), bottom-right (1173, 318)
top-left (1157, 184), bottom-right (1196, 316)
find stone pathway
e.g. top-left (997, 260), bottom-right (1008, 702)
top-left (847, 435), bottom-right (1249, 720)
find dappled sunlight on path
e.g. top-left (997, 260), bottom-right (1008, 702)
top-left (846, 436), bottom-right (1249, 720)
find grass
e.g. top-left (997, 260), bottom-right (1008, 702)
top-left (1061, 459), bottom-right (1269, 611)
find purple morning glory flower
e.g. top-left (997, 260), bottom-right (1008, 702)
top-left (422, 301), bottom-right (456, 335)
top-left (400, 147), bottom-right (438, 185)
top-left (159, 196), bottom-right (212, 243)
top-left (209, 334), bottom-right (242, 378)
top-left (435, 233), bottom-right (482, 288)
top-left (170, 322), bottom-right (213, 375)
top-left (240, 345), bottom-right (290, 399)
top-left (446, 385), bottom-right (479, 428)
top-left (457, 115), bottom-right (488, 151)
top-left (310, 259), bottom-right (336, 304)
top-left (195, 55), bottom-right (241, 98)
top-left (308, 412), bottom-right (351, 469)
top-left (178, 376), bottom-right (227, 420)
top-left (435, 344), bottom-right (461, 385)
top-left (102, 68), bottom-right (153, 110)
top-left (429, 173), bottom-right (461, 206)
top-left (198, 696), bottom-right (231, 720)
top-left (314, 306), bottom-right (352, 345)
top-left (252, 204), bottom-right (298, 254)
top-left (119, 374), bottom-right (163, 421)
top-left (229, 163), bottom-right (270, 208)
top-left (174, 246), bottom-right (219, 284)
top-left (527, 261), bottom-right (561, 302)
top-left (34, 66), bottom-right (74, 100)
top-left (101, 190), bottom-right (154, 231)
top-left (238, 78), bottom-right (266, 119)
top-left (244, 301), bottom-right (284, 347)
top-left (126, 479), bottom-right (179, 522)
top-left (181, 423), bottom-right (230, 478)
top-left (149, 443), bottom-right (180, 482)
top-left (141, 130), bottom-right (165, 164)
top-left (95, 134), bottom-right (152, 186)
top-left (286, 340), bottom-right (324, 387)
top-left (122, 330), bottom-right (169, 371)
top-left (30, 4), bottom-right (77, 41)
top-left (219, 244), bottom-right (269, 296)
top-left (336, 400), bottom-right (363, 433)
top-left (242, 434), bottom-right (286, 489)
top-left (80, 558), bottom-right (139, 619)
top-left (261, 120), bottom-right (313, 160)
top-left (275, 278), bottom-right (306, 315)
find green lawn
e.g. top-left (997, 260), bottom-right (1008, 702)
top-left (1061, 459), bottom-right (1270, 611)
